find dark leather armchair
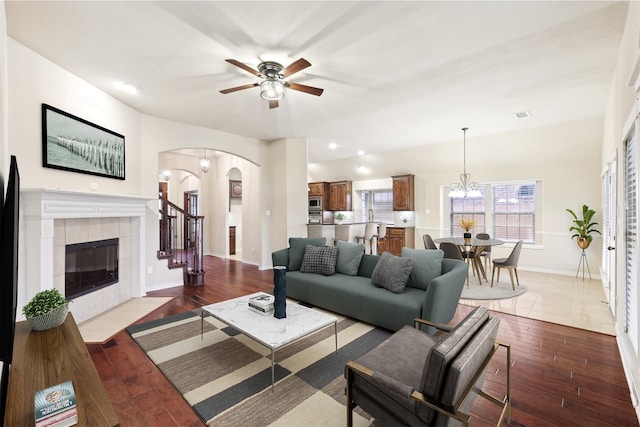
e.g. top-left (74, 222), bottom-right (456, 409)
top-left (345, 306), bottom-right (511, 426)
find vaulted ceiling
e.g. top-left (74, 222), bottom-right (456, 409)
top-left (5, 1), bottom-right (628, 168)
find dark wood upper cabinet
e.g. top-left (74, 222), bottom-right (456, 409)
top-left (308, 182), bottom-right (327, 196)
top-left (392, 174), bottom-right (415, 211)
top-left (329, 181), bottom-right (352, 211)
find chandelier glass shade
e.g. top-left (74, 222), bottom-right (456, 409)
top-left (260, 79), bottom-right (285, 100)
top-left (200, 149), bottom-right (210, 173)
top-left (449, 127), bottom-right (481, 198)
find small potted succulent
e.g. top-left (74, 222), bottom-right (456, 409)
top-left (566, 204), bottom-right (601, 250)
top-left (22, 289), bottom-right (71, 331)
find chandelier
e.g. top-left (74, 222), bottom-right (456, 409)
top-left (200, 149), bottom-right (210, 174)
top-left (448, 127), bottom-right (481, 198)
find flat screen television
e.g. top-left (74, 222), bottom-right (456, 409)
top-left (0, 155), bottom-right (19, 364)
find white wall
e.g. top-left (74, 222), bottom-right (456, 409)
top-left (6, 35), bottom-right (288, 298)
top-left (311, 117), bottom-right (604, 275)
top-left (603, 1), bottom-right (640, 419)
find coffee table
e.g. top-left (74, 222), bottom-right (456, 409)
top-left (200, 292), bottom-right (338, 389)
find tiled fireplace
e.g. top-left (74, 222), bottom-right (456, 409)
top-left (22, 189), bottom-right (152, 323)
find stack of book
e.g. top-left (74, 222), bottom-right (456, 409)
top-left (248, 293), bottom-right (275, 315)
top-left (34, 380), bottom-right (77, 427)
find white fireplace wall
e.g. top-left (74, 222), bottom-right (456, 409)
top-left (21, 189), bottom-right (151, 324)
top-left (53, 217), bottom-right (133, 324)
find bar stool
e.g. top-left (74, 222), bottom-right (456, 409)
top-left (356, 223), bottom-right (377, 254)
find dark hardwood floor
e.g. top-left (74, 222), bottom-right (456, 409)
top-left (87, 256), bottom-right (639, 426)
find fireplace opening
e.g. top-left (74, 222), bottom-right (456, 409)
top-left (65, 238), bottom-right (119, 299)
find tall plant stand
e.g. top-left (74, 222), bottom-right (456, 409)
top-left (575, 249), bottom-right (592, 280)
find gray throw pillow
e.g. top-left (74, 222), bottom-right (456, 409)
top-left (371, 252), bottom-right (414, 293)
top-left (336, 240), bottom-right (365, 276)
top-left (401, 247), bottom-right (444, 290)
top-left (288, 237), bottom-right (326, 271)
top-left (300, 245), bottom-right (338, 275)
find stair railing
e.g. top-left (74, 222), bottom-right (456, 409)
top-left (158, 196), bottom-right (205, 285)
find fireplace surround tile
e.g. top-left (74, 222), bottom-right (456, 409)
top-left (22, 189), bottom-right (152, 323)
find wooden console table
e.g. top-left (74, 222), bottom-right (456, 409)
top-left (4, 313), bottom-right (119, 426)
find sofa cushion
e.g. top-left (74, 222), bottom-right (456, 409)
top-left (300, 245), bottom-right (338, 276)
top-left (336, 240), bottom-right (365, 276)
top-left (371, 252), bottom-right (414, 293)
top-left (401, 248), bottom-right (444, 290)
top-left (288, 237), bottom-right (326, 271)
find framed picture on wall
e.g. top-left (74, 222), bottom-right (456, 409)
top-left (42, 104), bottom-right (125, 180)
top-left (230, 180), bottom-right (242, 198)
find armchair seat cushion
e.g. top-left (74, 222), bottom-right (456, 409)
top-left (351, 326), bottom-right (438, 424)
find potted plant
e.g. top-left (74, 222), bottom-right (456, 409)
top-left (566, 204), bottom-right (601, 249)
top-left (22, 288), bottom-right (70, 331)
top-left (334, 212), bottom-right (345, 224)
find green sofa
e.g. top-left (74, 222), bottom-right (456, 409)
top-left (271, 238), bottom-right (468, 332)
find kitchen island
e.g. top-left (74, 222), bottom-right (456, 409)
top-left (307, 223), bottom-right (415, 256)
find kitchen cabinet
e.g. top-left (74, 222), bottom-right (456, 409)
top-left (308, 182), bottom-right (328, 197)
top-left (229, 226), bottom-right (236, 255)
top-left (308, 181), bottom-right (330, 212)
top-left (382, 226), bottom-right (415, 256)
top-left (329, 180), bottom-right (352, 211)
top-left (392, 174), bottom-right (415, 211)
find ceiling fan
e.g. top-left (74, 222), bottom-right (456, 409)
top-left (220, 58), bottom-right (324, 109)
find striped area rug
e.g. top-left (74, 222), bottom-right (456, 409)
top-left (127, 306), bottom-right (390, 426)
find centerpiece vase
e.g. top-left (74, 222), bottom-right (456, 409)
top-left (463, 232), bottom-right (472, 244)
top-left (273, 266), bottom-right (287, 319)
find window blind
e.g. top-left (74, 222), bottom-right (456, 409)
top-left (625, 129), bottom-right (638, 353)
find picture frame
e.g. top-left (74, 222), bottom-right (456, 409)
top-left (229, 180), bottom-right (242, 198)
top-left (42, 104), bottom-right (125, 180)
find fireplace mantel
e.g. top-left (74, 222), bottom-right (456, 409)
top-left (22, 188), bottom-right (152, 219)
top-left (21, 189), bottom-right (154, 323)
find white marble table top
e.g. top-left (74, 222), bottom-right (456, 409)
top-left (201, 292), bottom-right (337, 350)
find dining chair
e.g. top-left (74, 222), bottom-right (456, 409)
top-left (423, 233), bottom-right (437, 250)
top-left (356, 222), bottom-right (377, 254)
top-left (440, 242), bottom-right (469, 286)
top-left (476, 232), bottom-right (491, 272)
top-left (372, 222), bottom-right (387, 255)
top-left (491, 240), bottom-right (523, 290)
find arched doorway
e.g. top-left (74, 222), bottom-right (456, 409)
top-left (228, 167), bottom-right (242, 260)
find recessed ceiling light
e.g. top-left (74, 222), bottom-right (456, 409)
top-left (329, 143), bottom-right (337, 150)
top-left (513, 111), bottom-right (529, 119)
top-left (357, 150), bottom-right (365, 156)
top-left (357, 165), bottom-right (369, 174)
top-left (119, 82), bottom-right (139, 95)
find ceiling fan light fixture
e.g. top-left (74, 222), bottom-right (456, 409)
top-left (260, 79), bottom-right (284, 100)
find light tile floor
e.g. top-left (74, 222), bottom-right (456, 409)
top-left (77, 297), bottom-right (173, 343)
top-left (462, 269), bottom-right (615, 335)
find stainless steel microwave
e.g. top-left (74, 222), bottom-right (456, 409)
top-left (308, 196), bottom-right (322, 211)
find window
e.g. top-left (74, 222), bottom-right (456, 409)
top-left (493, 183), bottom-right (535, 242)
top-left (359, 190), bottom-right (393, 223)
top-left (450, 187), bottom-right (485, 236)
top-left (624, 128), bottom-right (637, 351)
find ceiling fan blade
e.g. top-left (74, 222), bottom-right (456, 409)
top-left (283, 58), bottom-right (311, 78)
top-left (219, 83), bottom-right (258, 94)
top-left (269, 100), bottom-right (279, 109)
top-left (286, 82), bottom-right (324, 96)
top-left (225, 59), bottom-right (261, 77)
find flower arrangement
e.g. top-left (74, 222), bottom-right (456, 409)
top-left (459, 219), bottom-right (476, 232)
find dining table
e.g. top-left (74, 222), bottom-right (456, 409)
top-left (433, 237), bottom-right (505, 285)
